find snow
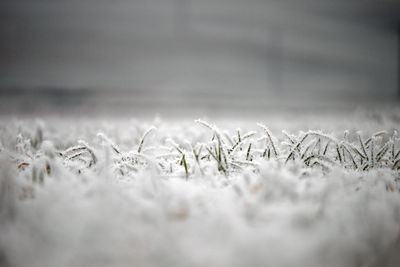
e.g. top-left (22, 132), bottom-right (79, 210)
top-left (0, 111), bottom-right (399, 267)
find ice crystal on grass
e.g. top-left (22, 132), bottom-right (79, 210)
top-left (0, 117), bottom-right (399, 267)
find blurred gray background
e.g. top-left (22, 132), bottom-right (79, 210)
top-left (0, 0), bottom-right (399, 115)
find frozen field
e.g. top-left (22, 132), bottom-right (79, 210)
top-left (0, 107), bottom-right (400, 267)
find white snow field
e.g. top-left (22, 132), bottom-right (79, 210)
top-left (0, 108), bottom-right (400, 267)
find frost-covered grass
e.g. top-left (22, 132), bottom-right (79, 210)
top-left (0, 114), bottom-right (400, 267)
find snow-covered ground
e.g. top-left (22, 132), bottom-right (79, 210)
top-left (0, 108), bottom-right (400, 267)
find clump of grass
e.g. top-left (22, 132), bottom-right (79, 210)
top-left (186, 141), bottom-right (204, 176)
top-left (257, 123), bottom-right (278, 158)
top-left (10, 120), bottom-right (400, 184)
top-left (196, 119), bottom-right (229, 175)
top-left (230, 130), bottom-right (255, 154)
top-left (205, 142), bottom-right (227, 175)
top-left (62, 140), bottom-right (97, 168)
top-left (167, 138), bottom-right (189, 179)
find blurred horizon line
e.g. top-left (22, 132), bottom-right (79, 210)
top-left (0, 86), bottom-right (398, 117)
